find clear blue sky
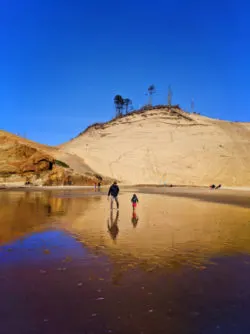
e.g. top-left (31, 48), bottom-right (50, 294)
top-left (1, 0), bottom-right (249, 145)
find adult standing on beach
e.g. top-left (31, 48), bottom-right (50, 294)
top-left (107, 181), bottom-right (120, 210)
top-left (98, 182), bottom-right (101, 191)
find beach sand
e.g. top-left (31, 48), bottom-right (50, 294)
top-left (133, 186), bottom-right (250, 208)
top-left (1, 184), bottom-right (250, 208)
top-left (1, 187), bottom-right (250, 333)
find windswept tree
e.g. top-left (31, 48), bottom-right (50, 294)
top-left (114, 95), bottom-right (124, 117)
top-left (168, 85), bottom-right (173, 107)
top-left (123, 98), bottom-right (132, 114)
top-left (147, 85), bottom-right (156, 106)
top-left (191, 98), bottom-right (195, 113)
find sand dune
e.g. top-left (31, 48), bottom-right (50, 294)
top-left (61, 108), bottom-right (250, 186)
top-left (2, 106), bottom-right (250, 186)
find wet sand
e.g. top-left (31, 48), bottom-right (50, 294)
top-left (1, 190), bottom-right (250, 333)
top-left (1, 184), bottom-right (250, 208)
top-left (133, 186), bottom-right (250, 208)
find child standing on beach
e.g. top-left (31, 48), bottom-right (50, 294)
top-left (131, 194), bottom-right (139, 210)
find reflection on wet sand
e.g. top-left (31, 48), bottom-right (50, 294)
top-left (0, 191), bottom-right (51, 243)
top-left (131, 210), bottom-right (139, 228)
top-left (0, 191), bottom-right (101, 244)
top-left (57, 193), bottom-right (250, 272)
top-left (2, 191), bottom-right (250, 333)
top-left (2, 191), bottom-right (250, 270)
top-left (107, 210), bottom-right (119, 242)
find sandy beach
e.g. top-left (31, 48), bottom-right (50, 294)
top-left (132, 186), bottom-right (250, 207)
top-left (1, 184), bottom-right (250, 208)
top-left (1, 189), bottom-right (250, 334)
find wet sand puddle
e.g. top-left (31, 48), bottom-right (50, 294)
top-left (1, 190), bottom-right (250, 333)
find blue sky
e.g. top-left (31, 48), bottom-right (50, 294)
top-left (0, 0), bottom-right (249, 145)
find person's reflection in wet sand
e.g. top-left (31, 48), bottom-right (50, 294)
top-left (131, 210), bottom-right (139, 228)
top-left (107, 210), bottom-right (119, 242)
top-left (46, 204), bottom-right (52, 215)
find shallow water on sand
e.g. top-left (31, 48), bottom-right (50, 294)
top-left (1, 190), bottom-right (250, 334)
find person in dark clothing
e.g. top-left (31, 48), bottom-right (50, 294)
top-left (108, 181), bottom-right (119, 210)
top-left (131, 194), bottom-right (139, 210)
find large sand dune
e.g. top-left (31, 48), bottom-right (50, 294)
top-left (61, 108), bottom-right (250, 186)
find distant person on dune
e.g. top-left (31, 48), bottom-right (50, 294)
top-left (108, 181), bottom-right (119, 210)
top-left (131, 194), bottom-right (139, 210)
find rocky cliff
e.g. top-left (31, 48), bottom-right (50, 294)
top-left (0, 131), bottom-right (109, 186)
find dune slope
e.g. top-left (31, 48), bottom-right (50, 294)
top-left (61, 107), bottom-right (250, 186)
